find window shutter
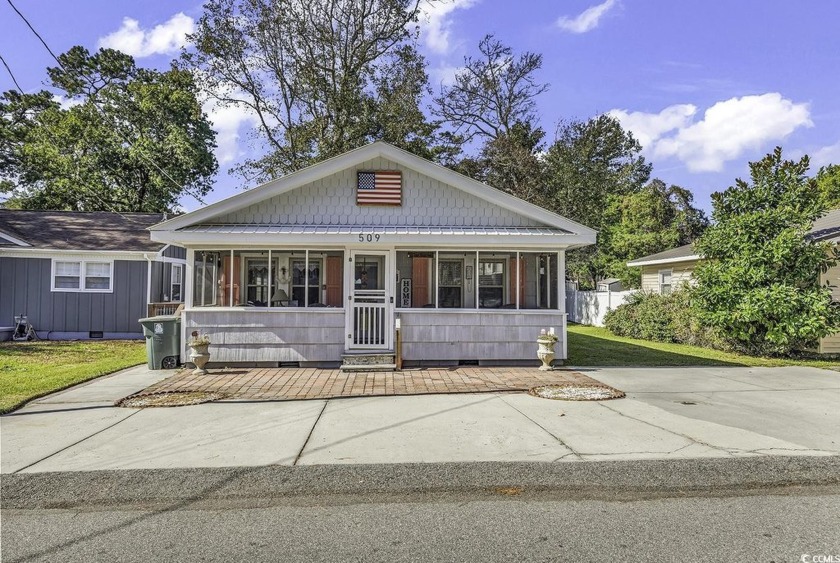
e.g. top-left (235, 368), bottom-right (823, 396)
top-left (325, 255), bottom-right (343, 306)
top-left (412, 257), bottom-right (431, 307)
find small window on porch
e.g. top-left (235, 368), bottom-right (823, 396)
top-left (478, 259), bottom-right (505, 308)
top-left (438, 259), bottom-right (463, 308)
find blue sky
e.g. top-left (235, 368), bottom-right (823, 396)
top-left (2, 0), bottom-right (839, 214)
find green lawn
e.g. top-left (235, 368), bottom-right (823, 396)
top-left (567, 324), bottom-right (840, 369)
top-left (0, 340), bottom-right (146, 414)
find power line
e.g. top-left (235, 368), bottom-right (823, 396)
top-left (4, 0), bottom-right (210, 208)
top-left (4, 0), bottom-right (61, 65)
top-left (0, 52), bottom-right (23, 92)
top-left (1, 53), bottom-right (157, 220)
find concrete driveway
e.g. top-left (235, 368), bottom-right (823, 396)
top-left (1, 364), bottom-right (838, 473)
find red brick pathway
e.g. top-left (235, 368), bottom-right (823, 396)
top-left (138, 367), bottom-right (609, 401)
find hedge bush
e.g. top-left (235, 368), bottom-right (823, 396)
top-left (604, 289), bottom-right (720, 347)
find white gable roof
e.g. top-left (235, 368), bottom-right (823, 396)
top-left (152, 142), bottom-right (596, 239)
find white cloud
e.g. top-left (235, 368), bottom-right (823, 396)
top-left (52, 94), bottom-right (82, 110)
top-left (419, 0), bottom-right (477, 54)
top-left (428, 64), bottom-right (460, 87)
top-left (609, 104), bottom-right (696, 149)
top-left (98, 12), bottom-right (194, 58)
top-left (556, 0), bottom-right (617, 34)
top-left (812, 140), bottom-right (840, 169)
top-left (203, 100), bottom-right (261, 165)
top-left (609, 93), bottom-right (813, 172)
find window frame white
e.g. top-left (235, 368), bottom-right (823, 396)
top-left (170, 263), bottom-right (184, 302)
top-left (659, 268), bottom-right (673, 295)
top-left (478, 258), bottom-right (506, 308)
top-left (51, 259), bottom-right (114, 293)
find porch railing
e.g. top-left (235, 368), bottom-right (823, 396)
top-left (147, 302), bottom-right (183, 317)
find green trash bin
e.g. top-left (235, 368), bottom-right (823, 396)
top-left (139, 315), bottom-right (182, 370)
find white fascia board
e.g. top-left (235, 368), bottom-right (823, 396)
top-left (0, 231), bottom-right (31, 247)
top-left (626, 255), bottom-right (700, 267)
top-left (0, 248), bottom-right (150, 261)
top-left (150, 142), bottom-right (598, 237)
top-left (150, 229), bottom-right (595, 248)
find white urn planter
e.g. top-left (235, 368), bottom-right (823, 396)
top-left (536, 336), bottom-right (557, 371)
top-left (188, 334), bottom-right (211, 375)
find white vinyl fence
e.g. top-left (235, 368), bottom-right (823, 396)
top-left (565, 283), bottom-right (635, 327)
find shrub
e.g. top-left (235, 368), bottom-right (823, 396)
top-left (605, 289), bottom-right (704, 344)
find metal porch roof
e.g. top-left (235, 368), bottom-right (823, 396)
top-left (179, 224), bottom-right (572, 236)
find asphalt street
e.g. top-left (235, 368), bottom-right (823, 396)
top-left (3, 458), bottom-right (840, 562)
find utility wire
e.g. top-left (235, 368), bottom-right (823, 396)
top-left (4, 0), bottom-right (61, 64)
top-left (1, 54), bottom-right (152, 219)
top-left (0, 53), bottom-right (24, 92)
top-left (5, 0), bottom-right (210, 208)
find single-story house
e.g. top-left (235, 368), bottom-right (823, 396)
top-left (0, 210), bottom-right (186, 341)
top-left (626, 208), bottom-right (840, 354)
top-left (149, 141), bottom-right (597, 368)
top-left (596, 278), bottom-right (624, 292)
top-left (625, 244), bottom-right (700, 295)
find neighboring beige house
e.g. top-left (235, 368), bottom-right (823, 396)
top-left (626, 209), bottom-right (840, 354)
top-left (626, 245), bottom-right (699, 295)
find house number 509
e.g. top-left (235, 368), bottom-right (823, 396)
top-left (358, 234), bottom-right (381, 242)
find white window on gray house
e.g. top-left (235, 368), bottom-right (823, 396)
top-left (84, 262), bottom-right (112, 291)
top-left (170, 264), bottom-right (183, 302)
top-left (659, 269), bottom-right (673, 295)
top-left (52, 260), bottom-right (112, 292)
top-left (53, 261), bottom-right (81, 289)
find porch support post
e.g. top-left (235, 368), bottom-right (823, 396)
top-left (268, 249), bottom-right (272, 308)
top-left (183, 248), bottom-right (195, 363)
top-left (475, 250), bottom-right (479, 309)
top-left (229, 249), bottom-right (234, 307)
top-left (558, 250), bottom-right (566, 313)
top-left (516, 251), bottom-right (520, 309)
top-left (304, 249), bottom-right (309, 306)
top-left (434, 250), bottom-right (439, 308)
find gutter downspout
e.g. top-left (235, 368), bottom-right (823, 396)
top-left (144, 253), bottom-right (154, 313)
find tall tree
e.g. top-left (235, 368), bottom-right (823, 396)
top-left (542, 115), bottom-right (652, 287)
top-left (432, 35), bottom-right (548, 200)
top-left (432, 35), bottom-right (547, 143)
top-left (600, 179), bottom-right (708, 287)
top-left (0, 47), bottom-right (217, 212)
top-left (692, 148), bottom-right (840, 356)
top-left (817, 164), bottom-right (840, 209)
top-left (184, 0), bottom-right (440, 181)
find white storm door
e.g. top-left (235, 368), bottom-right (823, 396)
top-left (347, 250), bottom-right (392, 350)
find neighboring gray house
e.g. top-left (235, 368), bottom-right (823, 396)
top-left (149, 141), bottom-right (597, 367)
top-left (0, 210), bottom-right (186, 340)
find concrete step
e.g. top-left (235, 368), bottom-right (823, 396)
top-left (340, 363), bottom-right (397, 372)
top-left (340, 352), bottom-right (396, 372)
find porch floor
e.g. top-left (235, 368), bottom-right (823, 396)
top-left (135, 366), bottom-right (609, 402)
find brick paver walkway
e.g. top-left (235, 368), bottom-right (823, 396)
top-left (137, 367), bottom-right (611, 401)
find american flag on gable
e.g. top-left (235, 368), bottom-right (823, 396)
top-left (357, 170), bottom-right (402, 206)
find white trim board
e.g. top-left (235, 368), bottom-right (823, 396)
top-left (149, 142), bottom-right (598, 239)
top-left (0, 249), bottom-right (151, 261)
top-left (0, 231), bottom-right (30, 247)
top-left (151, 230), bottom-right (594, 248)
top-left (626, 254), bottom-right (700, 267)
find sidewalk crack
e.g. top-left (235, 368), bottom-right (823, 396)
top-left (12, 409), bottom-right (143, 474)
top-left (496, 395), bottom-right (583, 461)
top-left (596, 402), bottom-right (733, 454)
top-left (292, 400), bottom-right (328, 466)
